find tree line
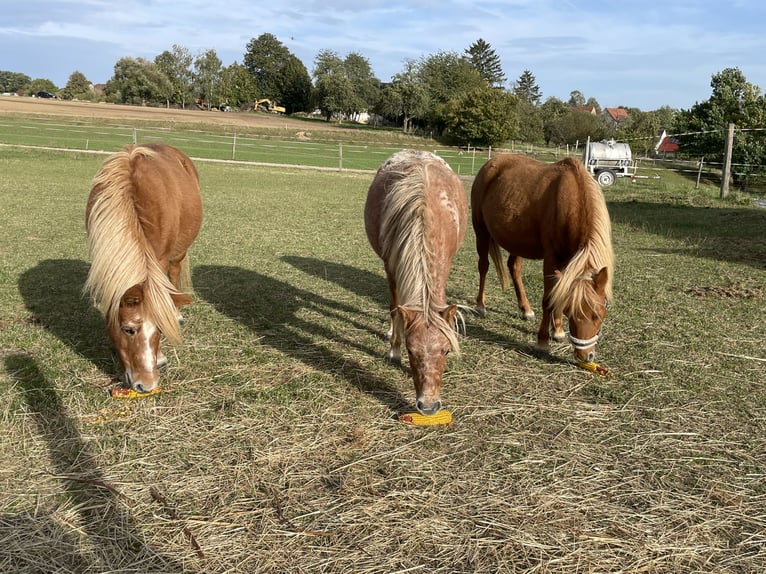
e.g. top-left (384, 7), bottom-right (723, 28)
top-left (2, 34), bottom-right (766, 178)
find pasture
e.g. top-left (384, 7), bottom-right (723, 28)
top-left (1, 136), bottom-right (765, 571)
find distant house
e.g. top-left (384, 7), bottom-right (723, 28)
top-left (603, 107), bottom-right (629, 127)
top-left (655, 130), bottom-right (679, 156)
top-left (572, 105), bottom-right (597, 115)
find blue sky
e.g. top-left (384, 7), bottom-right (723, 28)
top-left (2, 0), bottom-right (765, 110)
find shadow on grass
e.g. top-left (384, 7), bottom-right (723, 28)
top-left (1, 354), bottom-right (181, 571)
top-left (193, 265), bottom-right (412, 414)
top-left (281, 255), bottom-right (387, 303)
top-left (282, 255), bottom-right (570, 366)
top-left (18, 258), bottom-right (115, 375)
top-left (607, 200), bottom-right (766, 269)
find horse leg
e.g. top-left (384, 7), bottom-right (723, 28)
top-left (385, 272), bottom-right (402, 364)
top-left (508, 255), bottom-right (535, 322)
top-left (474, 229), bottom-right (491, 317)
top-left (535, 265), bottom-right (557, 353)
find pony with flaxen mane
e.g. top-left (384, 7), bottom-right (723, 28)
top-left (84, 144), bottom-right (203, 392)
top-left (365, 150), bottom-right (467, 415)
top-left (471, 154), bottom-right (614, 362)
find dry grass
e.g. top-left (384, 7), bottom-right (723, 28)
top-left (0, 141), bottom-right (765, 573)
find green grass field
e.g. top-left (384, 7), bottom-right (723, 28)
top-left (0, 135), bottom-right (765, 572)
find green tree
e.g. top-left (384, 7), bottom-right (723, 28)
top-left (28, 78), bottom-right (58, 96)
top-left (512, 69), bottom-right (542, 105)
top-left (313, 50), bottom-right (353, 121)
top-left (615, 107), bottom-right (678, 156)
top-left (0, 71), bottom-right (31, 93)
top-left (243, 33), bottom-right (289, 100)
top-left (312, 50), bottom-right (379, 121)
top-left (539, 96), bottom-right (570, 145)
top-left (155, 44), bottom-right (193, 108)
top-left (567, 90), bottom-right (586, 107)
top-left (217, 62), bottom-right (256, 109)
top-left (418, 51), bottom-right (485, 135)
top-left (193, 49), bottom-right (222, 108)
top-left (546, 106), bottom-right (607, 146)
top-left (59, 71), bottom-right (92, 101)
top-left (676, 67), bottom-right (766, 185)
top-left (515, 100), bottom-right (544, 144)
top-left (279, 55), bottom-right (312, 114)
top-left (464, 38), bottom-right (506, 88)
top-left (376, 59), bottom-right (428, 133)
top-left (105, 58), bottom-right (170, 105)
top-left (444, 87), bottom-right (518, 147)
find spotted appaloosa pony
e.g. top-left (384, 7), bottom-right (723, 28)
top-left (471, 154), bottom-right (614, 362)
top-left (84, 144), bottom-right (203, 392)
top-left (365, 150), bottom-right (468, 415)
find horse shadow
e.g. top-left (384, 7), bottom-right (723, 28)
top-left (193, 265), bottom-right (411, 413)
top-left (1, 354), bottom-right (181, 571)
top-left (282, 255), bottom-right (563, 366)
top-left (281, 255), bottom-right (387, 303)
top-left (18, 258), bottom-right (115, 376)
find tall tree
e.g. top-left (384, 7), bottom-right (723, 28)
top-left (193, 49), bottom-right (222, 108)
top-left (280, 55), bottom-right (313, 114)
top-left (313, 50), bottom-right (353, 121)
top-left (155, 44), bottom-right (193, 108)
top-left (418, 51), bottom-right (485, 134)
top-left (312, 50), bottom-right (380, 121)
top-left (675, 67), bottom-right (766, 185)
top-left (105, 57), bottom-right (170, 105)
top-left (243, 33), bottom-right (290, 101)
top-left (444, 87), bottom-right (518, 147)
top-left (464, 38), bottom-right (506, 88)
top-left (0, 71), bottom-right (31, 93)
top-left (218, 62), bottom-right (257, 108)
top-left (59, 71), bottom-right (92, 101)
top-left (512, 69), bottom-right (542, 105)
top-left (567, 90), bottom-right (586, 107)
top-left (376, 59), bottom-right (428, 133)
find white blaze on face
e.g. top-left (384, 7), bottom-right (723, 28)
top-left (137, 320), bottom-right (158, 374)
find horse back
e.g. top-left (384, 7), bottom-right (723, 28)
top-left (472, 154), bottom-right (593, 259)
top-left (129, 144), bottom-right (203, 262)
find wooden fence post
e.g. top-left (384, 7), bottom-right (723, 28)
top-left (720, 123), bottom-right (735, 198)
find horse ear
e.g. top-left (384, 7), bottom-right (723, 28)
top-left (171, 292), bottom-right (193, 308)
top-left (392, 306), bottom-right (416, 327)
top-left (440, 304), bottom-right (459, 326)
top-left (121, 284), bottom-right (143, 307)
top-left (592, 267), bottom-right (609, 295)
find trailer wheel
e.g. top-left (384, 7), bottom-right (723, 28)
top-left (596, 170), bottom-right (616, 187)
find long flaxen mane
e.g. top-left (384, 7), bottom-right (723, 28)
top-left (548, 159), bottom-right (615, 320)
top-left (84, 146), bottom-right (185, 344)
top-left (379, 153), bottom-right (460, 355)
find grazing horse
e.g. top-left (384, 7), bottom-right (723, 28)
top-left (365, 150), bottom-right (468, 415)
top-left (471, 154), bottom-right (614, 362)
top-left (84, 144), bottom-right (203, 392)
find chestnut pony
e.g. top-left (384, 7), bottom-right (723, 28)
top-left (365, 150), bottom-right (467, 415)
top-left (84, 144), bottom-right (203, 392)
top-left (471, 154), bottom-right (614, 362)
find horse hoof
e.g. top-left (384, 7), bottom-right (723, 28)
top-left (534, 342), bottom-right (550, 354)
top-left (523, 311), bottom-right (536, 322)
top-left (475, 306), bottom-right (486, 318)
top-left (552, 332), bottom-right (567, 343)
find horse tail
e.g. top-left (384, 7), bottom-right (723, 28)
top-left (488, 238), bottom-right (510, 290)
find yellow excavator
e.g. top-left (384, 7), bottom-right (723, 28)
top-left (254, 99), bottom-right (286, 114)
